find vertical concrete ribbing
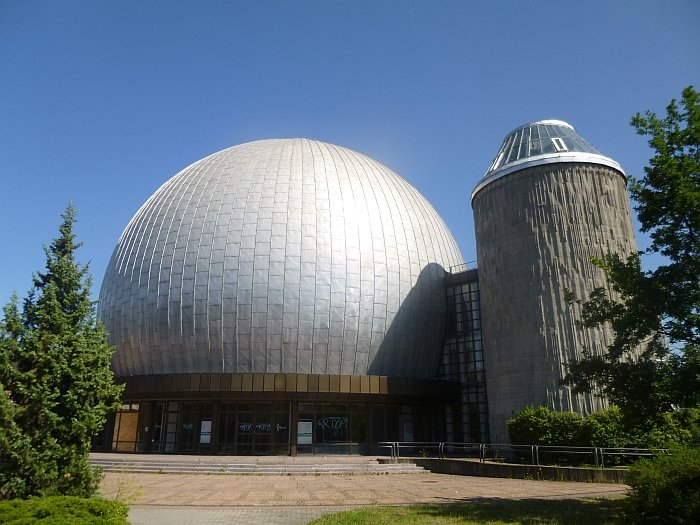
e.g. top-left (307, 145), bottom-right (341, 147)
top-left (473, 163), bottom-right (637, 442)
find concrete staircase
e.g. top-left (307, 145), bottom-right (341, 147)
top-left (90, 454), bottom-right (425, 475)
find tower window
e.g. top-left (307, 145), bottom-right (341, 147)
top-left (551, 137), bottom-right (568, 152)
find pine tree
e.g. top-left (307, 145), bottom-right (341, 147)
top-left (0, 205), bottom-right (123, 498)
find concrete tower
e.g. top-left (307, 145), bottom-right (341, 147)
top-left (472, 120), bottom-right (637, 443)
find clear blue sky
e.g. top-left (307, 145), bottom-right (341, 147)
top-left (1, 1), bottom-right (698, 303)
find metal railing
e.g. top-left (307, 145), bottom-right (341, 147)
top-left (377, 441), bottom-right (669, 468)
top-left (447, 261), bottom-right (478, 274)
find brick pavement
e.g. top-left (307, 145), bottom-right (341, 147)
top-left (127, 505), bottom-right (340, 525)
top-left (101, 471), bottom-right (628, 524)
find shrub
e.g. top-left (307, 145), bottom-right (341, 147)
top-left (635, 408), bottom-right (700, 449)
top-left (508, 406), bottom-right (589, 464)
top-left (548, 411), bottom-right (587, 446)
top-left (582, 406), bottom-right (628, 448)
top-left (508, 406), bottom-right (554, 445)
top-left (509, 406), bottom-right (699, 451)
top-left (673, 407), bottom-right (700, 445)
top-left (625, 446), bottom-right (700, 524)
top-left (508, 406), bottom-right (587, 446)
top-left (0, 496), bottom-right (129, 524)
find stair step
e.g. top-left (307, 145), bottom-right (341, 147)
top-left (91, 457), bottom-right (425, 475)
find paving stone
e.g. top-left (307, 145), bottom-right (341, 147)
top-left (98, 453), bottom-right (628, 524)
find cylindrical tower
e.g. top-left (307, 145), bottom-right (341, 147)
top-left (472, 120), bottom-right (637, 443)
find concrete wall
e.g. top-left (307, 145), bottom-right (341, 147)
top-left (382, 458), bottom-right (628, 483)
top-left (472, 162), bottom-right (637, 442)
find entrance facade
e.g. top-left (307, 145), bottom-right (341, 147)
top-left (102, 373), bottom-right (459, 455)
top-left (147, 402), bottom-right (292, 455)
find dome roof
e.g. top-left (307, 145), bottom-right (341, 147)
top-left (98, 139), bottom-right (464, 378)
top-left (472, 120), bottom-right (625, 200)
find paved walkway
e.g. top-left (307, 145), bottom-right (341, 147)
top-left (127, 505), bottom-right (342, 525)
top-left (101, 471), bottom-right (628, 524)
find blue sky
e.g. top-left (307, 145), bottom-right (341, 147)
top-left (1, 1), bottom-right (698, 303)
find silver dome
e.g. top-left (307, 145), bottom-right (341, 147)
top-left (472, 120), bottom-right (625, 200)
top-left (99, 139), bottom-right (464, 378)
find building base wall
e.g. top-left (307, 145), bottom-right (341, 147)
top-left (97, 373), bottom-right (460, 455)
top-left (384, 458), bottom-right (627, 483)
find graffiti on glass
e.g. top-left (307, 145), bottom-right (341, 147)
top-left (238, 423), bottom-right (272, 433)
top-left (316, 416), bottom-right (348, 430)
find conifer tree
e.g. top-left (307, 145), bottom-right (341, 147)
top-left (0, 205), bottom-right (122, 498)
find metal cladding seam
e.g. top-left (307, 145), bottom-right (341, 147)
top-left (98, 139), bottom-right (464, 379)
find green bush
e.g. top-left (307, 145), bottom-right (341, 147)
top-left (0, 496), bottom-right (128, 524)
top-left (507, 406), bottom-right (590, 464)
top-left (625, 447), bottom-right (700, 525)
top-left (508, 406), bottom-right (588, 446)
top-left (582, 406), bottom-right (628, 448)
top-left (508, 406), bottom-right (700, 452)
top-left (635, 408), bottom-right (700, 449)
top-left (674, 408), bottom-right (700, 444)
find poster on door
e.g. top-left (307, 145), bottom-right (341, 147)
top-left (200, 420), bottom-right (212, 444)
top-left (297, 420), bottom-right (313, 445)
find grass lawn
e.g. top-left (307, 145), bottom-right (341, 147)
top-left (307, 498), bottom-right (626, 524)
top-left (0, 496), bottom-right (129, 525)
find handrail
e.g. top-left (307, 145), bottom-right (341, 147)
top-left (376, 441), bottom-right (669, 467)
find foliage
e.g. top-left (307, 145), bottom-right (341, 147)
top-left (625, 447), bottom-right (700, 525)
top-left (0, 496), bottom-right (128, 525)
top-left (634, 408), bottom-right (700, 449)
top-left (507, 406), bottom-right (595, 465)
top-left (0, 205), bottom-right (123, 499)
top-left (507, 405), bottom-right (628, 448)
top-left (307, 499), bottom-right (625, 525)
top-left (562, 86), bottom-right (700, 427)
top-left (582, 406), bottom-right (629, 449)
top-left (507, 406), bottom-right (586, 446)
top-left (508, 406), bottom-right (699, 455)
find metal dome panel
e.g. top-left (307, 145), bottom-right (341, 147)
top-left (98, 139), bottom-right (464, 379)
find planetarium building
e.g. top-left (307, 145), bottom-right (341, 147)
top-left (98, 124), bottom-right (635, 454)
